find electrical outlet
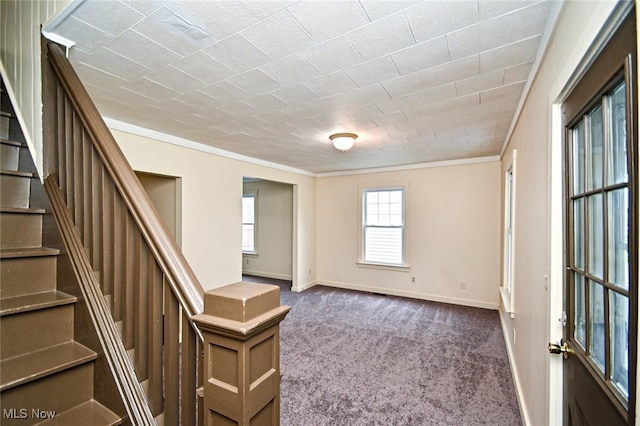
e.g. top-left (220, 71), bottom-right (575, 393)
top-left (411, 276), bottom-right (416, 283)
top-left (460, 281), bottom-right (467, 290)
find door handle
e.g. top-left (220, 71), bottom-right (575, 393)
top-left (548, 340), bottom-right (574, 359)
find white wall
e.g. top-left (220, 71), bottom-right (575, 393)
top-left (110, 128), bottom-right (316, 291)
top-left (0, 0), bottom-right (71, 177)
top-left (317, 160), bottom-right (501, 309)
top-left (243, 179), bottom-right (293, 280)
top-left (498, 2), bottom-right (625, 425)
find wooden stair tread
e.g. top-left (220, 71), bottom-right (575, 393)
top-left (1, 168), bottom-right (33, 178)
top-left (35, 400), bottom-right (121, 426)
top-left (0, 138), bottom-right (24, 147)
top-left (0, 290), bottom-right (77, 316)
top-left (1, 207), bottom-right (47, 214)
top-left (0, 247), bottom-right (60, 258)
top-left (0, 341), bottom-right (96, 391)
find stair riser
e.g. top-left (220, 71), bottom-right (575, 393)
top-left (1, 174), bottom-right (31, 209)
top-left (0, 212), bottom-right (43, 249)
top-left (0, 115), bottom-right (8, 140)
top-left (1, 143), bottom-right (20, 170)
top-left (0, 362), bottom-right (95, 426)
top-left (0, 256), bottom-right (57, 298)
top-left (1, 305), bottom-right (74, 359)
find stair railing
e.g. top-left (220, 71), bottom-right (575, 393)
top-left (42, 39), bottom-right (204, 425)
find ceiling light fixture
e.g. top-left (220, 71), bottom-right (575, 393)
top-left (329, 132), bottom-right (358, 151)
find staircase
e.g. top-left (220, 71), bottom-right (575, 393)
top-left (0, 80), bottom-right (121, 425)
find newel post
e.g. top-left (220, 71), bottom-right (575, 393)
top-left (193, 282), bottom-right (290, 425)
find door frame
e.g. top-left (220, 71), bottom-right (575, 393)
top-left (549, 2), bottom-right (637, 424)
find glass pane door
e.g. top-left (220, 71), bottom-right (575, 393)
top-left (568, 79), bottom-right (631, 401)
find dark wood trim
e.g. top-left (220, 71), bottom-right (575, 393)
top-left (45, 175), bottom-right (155, 425)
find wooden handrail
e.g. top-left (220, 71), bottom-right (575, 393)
top-left (45, 175), bottom-right (155, 425)
top-left (45, 42), bottom-right (204, 319)
top-left (42, 39), bottom-right (205, 423)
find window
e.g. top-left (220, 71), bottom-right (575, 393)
top-left (361, 187), bottom-right (406, 267)
top-left (501, 150), bottom-right (517, 313)
top-left (242, 191), bottom-right (256, 253)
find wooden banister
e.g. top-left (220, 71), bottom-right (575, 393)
top-left (45, 42), bottom-right (204, 319)
top-left (42, 39), bottom-right (205, 424)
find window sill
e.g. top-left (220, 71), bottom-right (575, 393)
top-left (500, 287), bottom-right (514, 314)
top-left (243, 252), bottom-right (258, 257)
top-left (357, 261), bottom-right (410, 272)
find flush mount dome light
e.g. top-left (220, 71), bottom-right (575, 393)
top-left (329, 132), bottom-right (358, 151)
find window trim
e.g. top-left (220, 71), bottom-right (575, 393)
top-left (358, 184), bottom-right (410, 271)
top-left (242, 190), bottom-right (257, 255)
top-left (501, 150), bottom-right (517, 314)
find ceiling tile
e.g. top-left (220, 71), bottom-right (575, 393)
top-left (51, 16), bottom-right (112, 54)
top-left (287, 0), bottom-right (370, 43)
top-left (70, 0), bottom-right (143, 37)
top-left (171, 51), bottom-right (235, 84)
top-left (272, 84), bottom-right (321, 105)
top-left (122, 0), bottom-right (166, 15)
top-left (480, 81), bottom-right (526, 104)
top-left (106, 29), bottom-right (181, 69)
top-left (73, 62), bottom-right (127, 89)
top-left (390, 36), bottom-right (449, 75)
top-left (145, 64), bottom-right (206, 94)
top-left (299, 36), bottom-right (364, 75)
top-left (478, 0), bottom-right (539, 20)
top-left (382, 70), bottom-right (431, 98)
top-left (123, 77), bottom-right (181, 102)
top-left (241, 10), bottom-right (316, 60)
top-left (56, 0), bottom-right (559, 173)
top-left (198, 80), bottom-right (250, 103)
top-left (480, 36), bottom-right (540, 73)
top-left (81, 47), bottom-right (151, 81)
top-left (405, 1), bottom-right (479, 43)
top-left (426, 55), bottom-right (480, 87)
top-left (165, 0), bottom-right (258, 40)
top-left (259, 54), bottom-right (321, 87)
top-left (203, 35), bottom-right (271, 73)
top-left (347, 12), bottom-right (415, 61)
top-left (345, 56), bottom-right (400, 88)
top-left (227, 69), bottom-right (282, 95)
top-left (242, 93), bottom-right (289, 112)
top-left (504, 62), bottom-right (533, 84)
top-left (239, 0), bottom-right (297, 19)
top-left (455, 69), bottom-right (505, 97)
top-left (305, 71), bottom-right (359, 97)
top-left (344, 83), bottom-right (391, 105)
top-left (133, 6), bottom-right (216, 57)
top-left (359, 0), bottom-right (423, 21)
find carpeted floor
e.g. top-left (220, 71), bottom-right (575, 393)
top-left (242, 276), bottom-right (522, 426)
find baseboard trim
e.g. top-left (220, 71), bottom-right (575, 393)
top-left (292, 280), bottom-right (317, 292)
top-left (499, 309), bottom-right (530, 426)
top-left (242, 270), bottom-right (292, 281)
top-left (316, 280), bottom-right (499, 310)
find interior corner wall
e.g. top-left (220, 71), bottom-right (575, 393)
top-left (0, 0), bottom-right (72, 177)
top-left (242, 179), bottom-right (293, 280)
top-left (110, 128), bottom-right (316, 291)
top-left (497, 2), bottom-right (623, 425)
top-left (316, 161), bottom-right (501, 310)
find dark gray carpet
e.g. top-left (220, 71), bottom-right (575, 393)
top-left (243, 276), bottom-right (522, 426)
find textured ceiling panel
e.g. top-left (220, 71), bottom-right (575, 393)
top-left (49, 0), bottom-right (559, 173)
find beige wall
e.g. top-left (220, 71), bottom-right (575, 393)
top-left (242, 179), bottom-right (293, 280)
top-left (499, 2), bottom-right (625, 425)
top-left (111, 128), bottom-right (316, 291)
top-left (0, 0), bottom-right (71, 176)
top-left (317, 160), bottom-right (501, 309)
